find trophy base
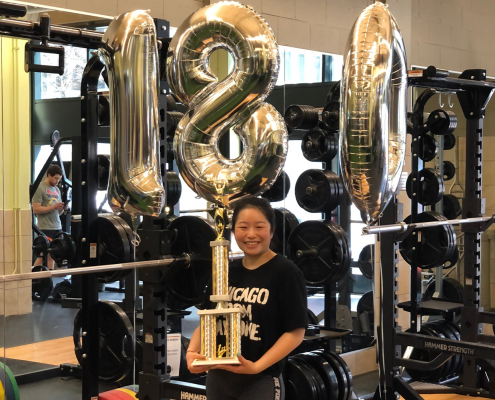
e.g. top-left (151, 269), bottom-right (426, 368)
top-left (192, 357), bottom-right (241, 366)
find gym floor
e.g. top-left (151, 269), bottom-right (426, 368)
top-left (3, 280), bottom-right (378, 399)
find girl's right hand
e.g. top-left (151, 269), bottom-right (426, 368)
top-left (186, 351), bottom-right (211, 374)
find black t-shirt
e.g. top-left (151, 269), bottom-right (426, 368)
top-left (206, 254), bottom-right (308, 377)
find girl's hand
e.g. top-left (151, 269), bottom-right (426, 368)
top-left (214, 355), bottom-right (260, 375)
top-left (186, 351), bottom-right (211, 374)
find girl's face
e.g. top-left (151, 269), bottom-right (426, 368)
top-left (233, 207), bottom-right (273, 257)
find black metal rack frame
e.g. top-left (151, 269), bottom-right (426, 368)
top-left (375, 68), bottom-right (495, 400)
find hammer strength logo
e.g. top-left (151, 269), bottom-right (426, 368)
top-left (180, 392), bottom-right (206, 400)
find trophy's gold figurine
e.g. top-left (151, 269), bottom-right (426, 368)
top-left (192, 183), bottom-right (242, 366)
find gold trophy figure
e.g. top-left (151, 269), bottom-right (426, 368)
top-left (192, 183), bottom-right (242, 366)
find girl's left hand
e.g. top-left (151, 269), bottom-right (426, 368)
top-left (214, 355), bottom-right (260, 374)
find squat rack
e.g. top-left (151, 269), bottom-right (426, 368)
top-left (371, 67), bottom-right (495, 400)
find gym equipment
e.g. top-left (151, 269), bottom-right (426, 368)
top-left (301, 129), bottom-right (338, 163)
top-left (73, 300), bottom-right (134, 383)
top-left (307, 309), bottom-right (319, 325)
top-left (167, 2), bottom-right (288, 206)
top-left (443, 161), bottom-right (456, 181)
top-left (97, 154), bottom-right (110, 191)
top-left (93, 215), bottom-right (134, 283)
top-left (358, 244), bottom-right (374, 279)
top-left (32, 234), bottom-right (50, 258)
top-left (165, 171), bottom-right (182, 207)
top-left (399, 211), bottom-right (456, 269)
top-left (48, 232), bottom-right (76, 266)
top-left (0, 362), bottom-right (20, 400)
top-left (270, 208), bottom-right (299, 255)
top-left (321, 81), bottom-right (340, 132)
top-left (295, 169), bottom-right (343, 213)
top-left (406, 168), bottom-right (444, 206)
top-left (405, 320), bottom-right (462, 382)
top-left (312, 350), bottom-right (353, 400)
top-left (340, 1), bottom-right (407, 224)
top-left (99, 11), bottom-right (166, 217)
top-left (428, 109), bottom-right (458, 136)
top-left (357, 291), bottom-right (374, 327)
top-left (418, 134), bottom-right (438, 162)
top-left (443, 194), bottom-right (461, 220)
top-left (287, 220), bottom-right (351, 285)
top-left (166, 111), bottom-right (184, 138)
top-left (31, 266), bottom-right (53, 301)
top-left (166, 216), bottom-right (217, 305)
top-left (443, 132), bottom-right (456, 150)
top-left (423, 277), bottom-right (463, 302)
top-left (284, 104), bottom-right (319, 131)
top-left (261, 171), bottom-right (290, 202)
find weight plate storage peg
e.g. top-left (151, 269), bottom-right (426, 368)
top-left (301, 129), bottom-right (338, 163)
top-left (418, 134), bottom-right (439, 162)
top-left (284, 104), bottom-right (319, 131)
top-left (295, 169), bottom-right (343, 213)
top-left (406, 168), bottom-right (444, 206)
top-left (261, 171), bottom-right (291, 202)
top-left (287, 220), bottom-right (351, 285)
top-left (399, 211), bottom-right (456, 269)
top-left (443, 161), bottom-right (455, 181)
top-left (73, 300), bottom-right (134, 383)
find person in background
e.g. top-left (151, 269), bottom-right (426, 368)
top-left (32, 165), bottom-right (67, 270)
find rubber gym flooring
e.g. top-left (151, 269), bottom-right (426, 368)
top-left (2, 280), bottom-right (379, 399)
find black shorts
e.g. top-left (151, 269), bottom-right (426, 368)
top-left (206, 370), bottom-right (284, 400)
top-left (40, 229), bottom-right (62, 240)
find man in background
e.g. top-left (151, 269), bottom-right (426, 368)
top-left (32, 165), bottom-right (67, 270)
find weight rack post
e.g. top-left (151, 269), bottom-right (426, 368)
top-left (80, 55), bottom-right (105, 400)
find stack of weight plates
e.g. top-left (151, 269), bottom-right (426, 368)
top-left (405, 320), bottom-right (462, 382)
top-left (285, 350), bottom-right (353, 400)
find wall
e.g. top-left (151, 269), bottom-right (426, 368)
top-left (0, 37), bottom-right (33, 316)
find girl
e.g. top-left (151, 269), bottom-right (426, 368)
top-left (186, 197), bottom-right (307, 400)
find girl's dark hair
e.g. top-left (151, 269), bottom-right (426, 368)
top-left (232, 197), bottom-right (276, 233)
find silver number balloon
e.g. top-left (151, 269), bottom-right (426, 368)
top-left (167, 1), bottom-right (288, 205)
top-left (99, 11), bottom-right (166, 217)
top-left (340, 1), bottom-right (407, 225)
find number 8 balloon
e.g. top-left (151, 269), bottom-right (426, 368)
top-left (167, 1), bottom-right (288, 206)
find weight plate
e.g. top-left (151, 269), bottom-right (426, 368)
top-left (287, 220), bottom-right (349, 285)
top-left (284, 105), bottom-right (319, 131)
top-left (33, 235), bottom-right (50, 258)
top-left (424, 323), bottom-right (453, 378)
top-left (97, 154), bottom-right (110, 191)
top-left (306, 352), bottom-right (340, 400)
top-left (420, 324), bottom-right (448, 381)
top-left (313, 350), bottom-right (349, 400)
top-left (301, 129), bottom-right (338, 163)
top-left (93, 215), bottom-right (133, 283)
top-left (73, 300), bottom-right (134, 383)
top-left (418, 134), bottom-right (438, 162)
top-left (444, 246), bottom-right (459, 268)
top-left (423, 277), bottom-right (464, 302)
top-left (262, 171), bottom-right (291, 203)
top-left (406, 168), bottom-right (444, 206)
top-left (357, 291), bottom-right (374, 325)
top-left (443, 132), bottom-right (456, 150)
top-left (167, 216), bottom-right (216, 305)
top-left (443, 161), bottom-right (455, 181)
top-left (399, 211), bottom-right (456, 269)
top-left (327, 222), bottom-right (351, 282)
top-left (270, 208), bottom-right (299, 255)
top-left (166, 171), bottom-right (182, 207)
top-left (166, 94), bottom-right (178, 111)
top-left (404, 327), bottom-right (435, 381)
top-left (31, 266), bottom-right (53, 301)
top-left (49, 232), bottom-right (76, 265)
top-left (430, 321), bottom-right (461, 376)
top-left (290, 355), bottom-right (328, 400)
top-left (358, 244), bottom-right (374, 279)
top-left (166, 111), bottom-right (184, 138)
top-left (429, 109), bottom-right (457, 136)
top-left (285, 357), bottom-right (318, 400)
top-left (326, 351), bottom-right (353, 400)
top-left (307, 309), bottom-right (319, 325)
top-left (443, 194), bottom-right (461, 220)
top-left (295, 169), bottom-right (343, 213)
top-left (134, 339), bottom-right (143, 384)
